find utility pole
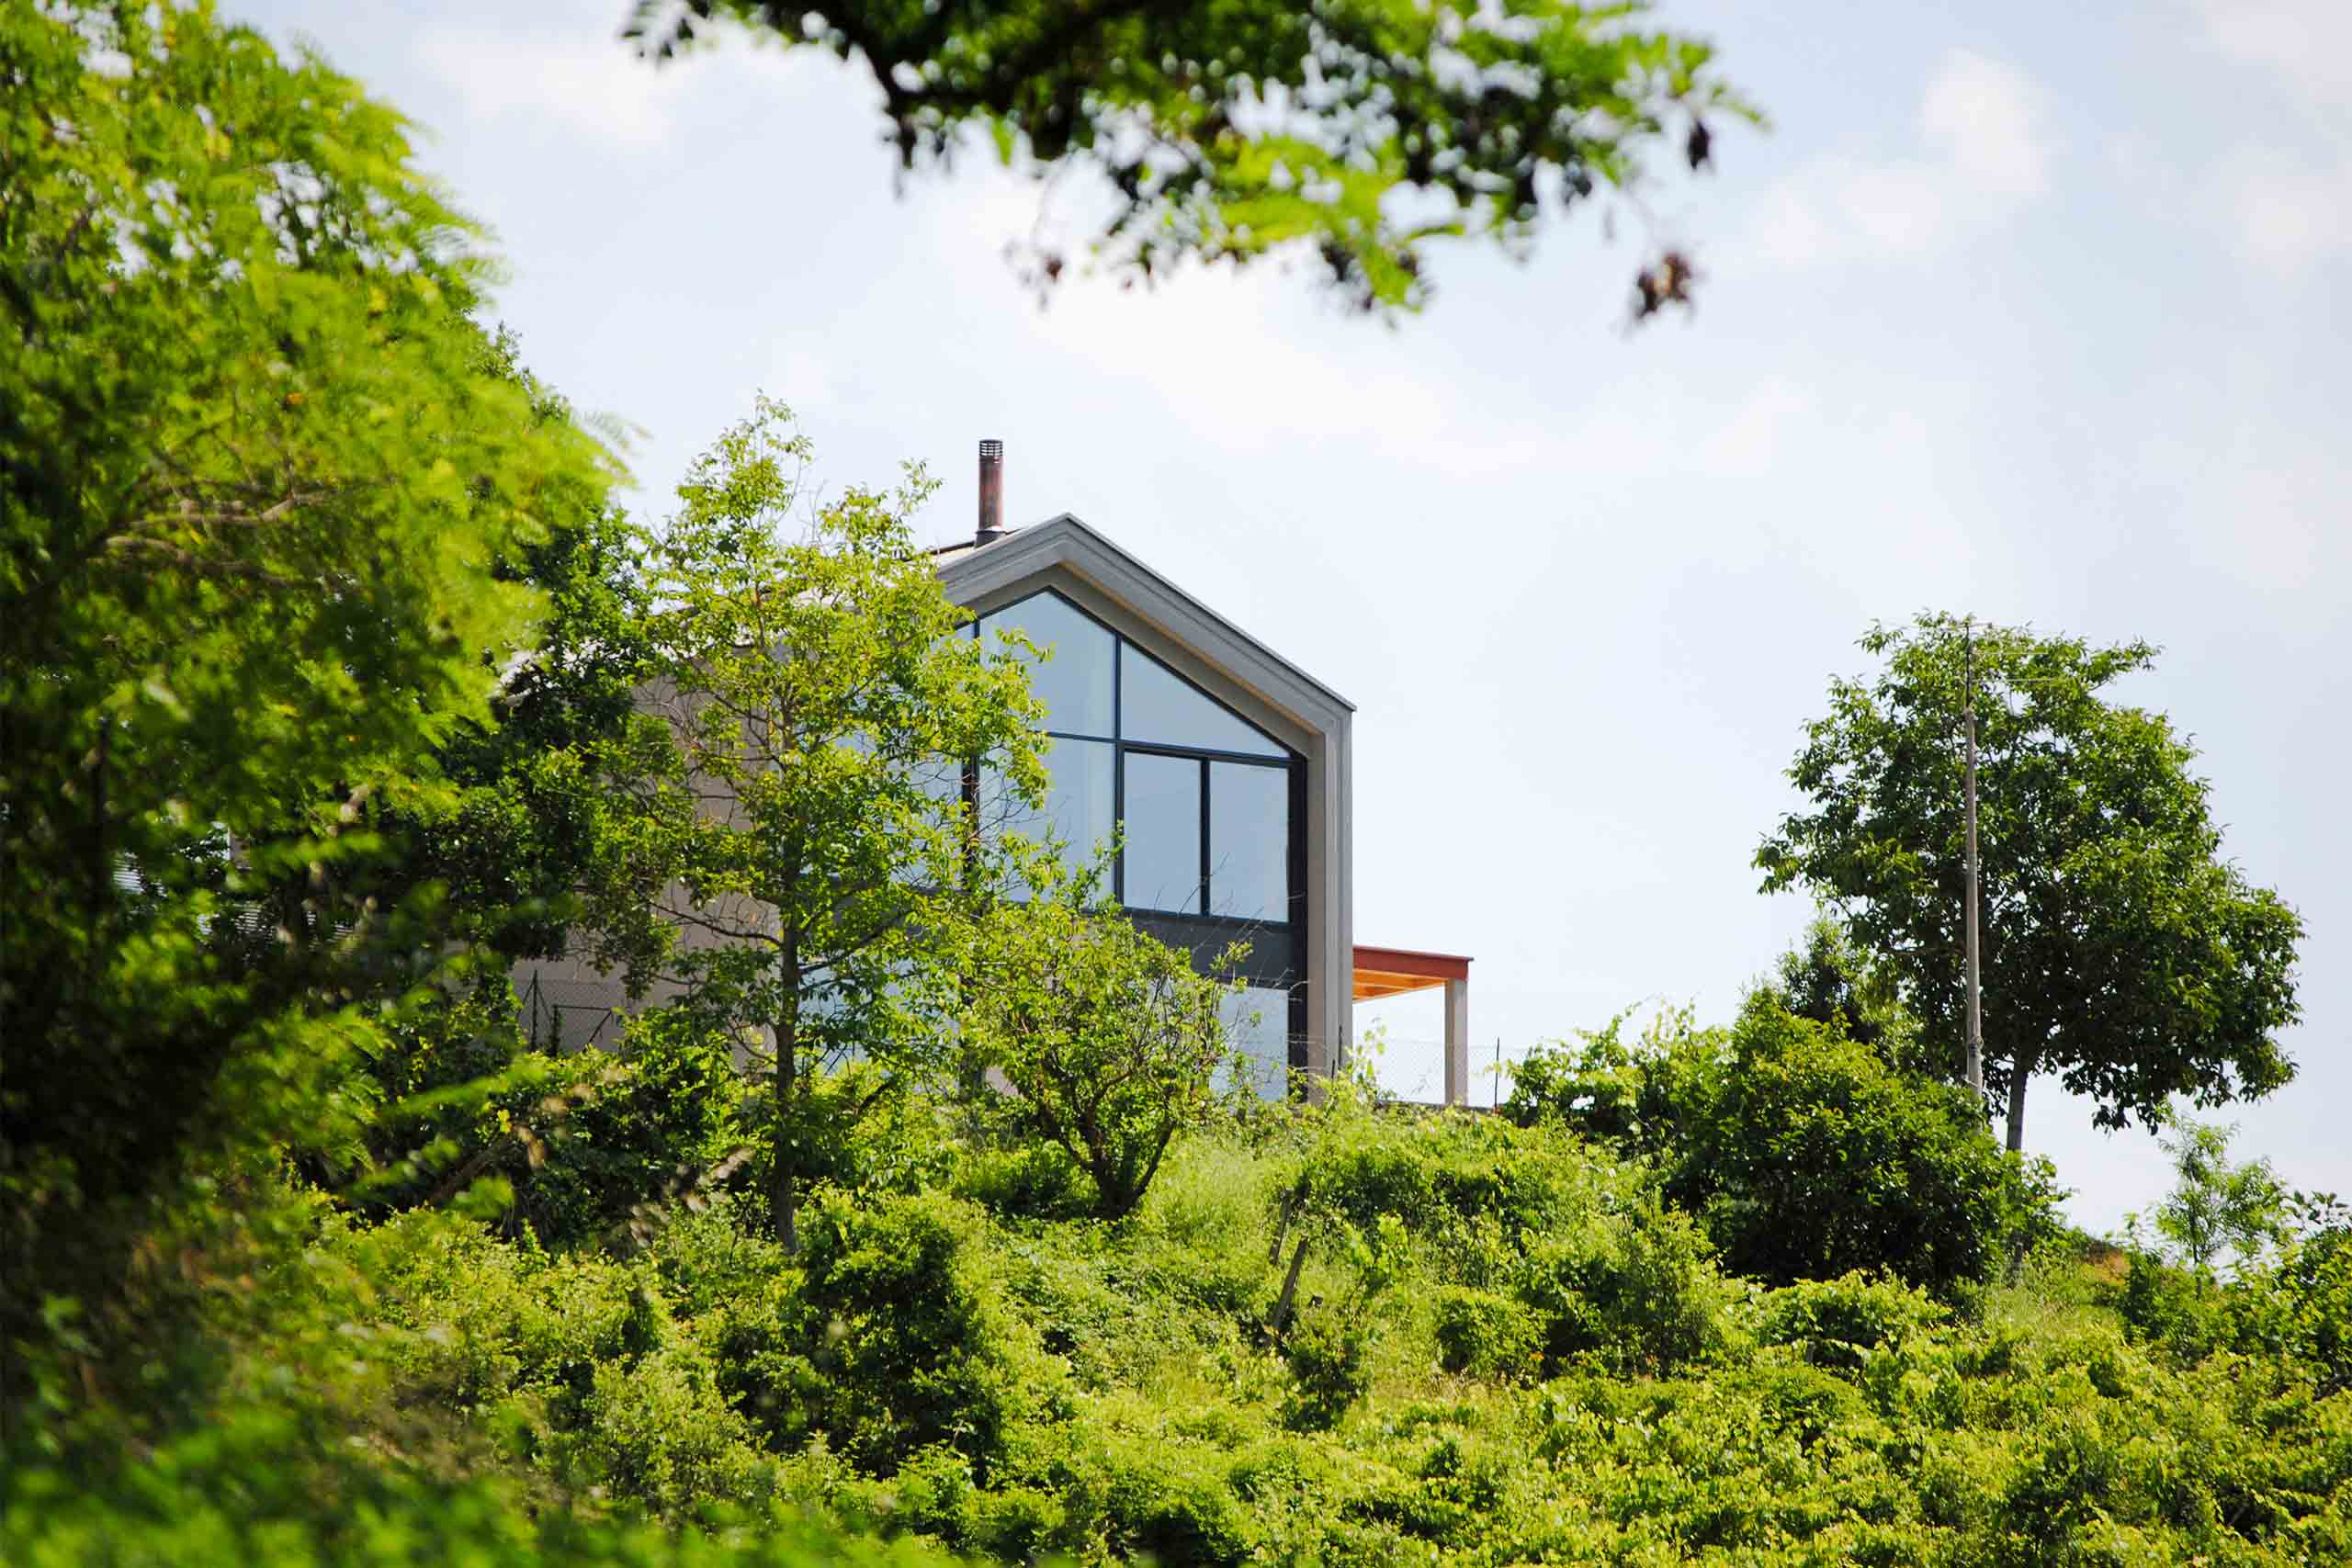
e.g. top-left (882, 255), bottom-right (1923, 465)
top-left (1962, 620), bottom-right (1984, 1097)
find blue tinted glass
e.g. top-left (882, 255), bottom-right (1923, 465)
top-left (1121, 751), bottom-right (1202, 914)
top-left (1118, 643), bottom-right (1283, 757)
top-left (980, 592), bottom-right (1114, 738)
top-left (1216, 984), bottom-right (1291, 1101)
top-left (1208, 761), bottom-right (1289, 924)
top-left (981, 735), bottom-right (1114, 896)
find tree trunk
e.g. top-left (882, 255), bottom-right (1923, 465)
top-left (1270, 1236), bottom-right (1311, 1342)
top-left (2005, 1055), bottom-right (2031, 1154)
top-left (774, 1028), bottom-right (797, 1253)
top-left (774, 925), bottom-right (801, 1253)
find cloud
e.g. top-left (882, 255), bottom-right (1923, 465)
top-left (1746, 50), bottom-right (2049, 267)
top-left (2192, 0), bottom-right (2352, 125)
top-left (413, 25), bottom-right (696, 151)
top-left (2188, 0), bottom-right (2352, 277)
top-left (1921, 50), bottom-right (2048, 197)
top-left (1702, 378), bottom-right (1815, 476)
top-left (2232, 159), bottom-right (2352, 277)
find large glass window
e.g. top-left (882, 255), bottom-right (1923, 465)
top-left (972, 591), bottom-right (1299, 940)
top-left (1120, 643), bottom-right (1283, 757)
top-left (1216, 985), bottom-right (1292, 1101)
top-left (1120, 751), bottom-right (1202, 914)
top-left (1207, 761), bottom-right (1288, 922)
top-left (980, 594), bottom-right (1114, 738)
top-left (981, 735), bottom-right (1114, 889)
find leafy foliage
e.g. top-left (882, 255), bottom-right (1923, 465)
top-left (956, 878), bottom-right (1245, 1218)
top-left (628, 0), bottom-right (1756, 314)
top-left (596, 400), bottom-right (1048, 1246)
top-left (1758, 615), bottom-right (2304, 1152)
top-left (1510, 995), bottom-right (2057, 1295)
top-left (0, 0), bottom-right (616, 1402)
top-left (1693, 996), bottom-right (2051, 1294)
top-left (2150, 1112), bottom-right (2290, 1273)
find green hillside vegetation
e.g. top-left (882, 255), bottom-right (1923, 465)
top-left (14, 996), bottom-right (2352, 1564)
top-left (7, 6), bottom-right (2341, 1564)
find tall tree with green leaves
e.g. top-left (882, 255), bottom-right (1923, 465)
top-left (605, 400), bottom-right (1046, 1248)
top-left (627, 0), bottom-right (1757, 316)
top-left (0, 0), bottom-right (618, 1394)
top-left (1757, 615), bottom-right (2303, 1154)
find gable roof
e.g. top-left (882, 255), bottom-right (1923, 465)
top-left (932, 513), bottom-right (1355, 732)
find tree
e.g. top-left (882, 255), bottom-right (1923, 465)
top-left (368, 333), bottom-right (668, 971)
top-left (1758, 615), bottom-right (2303, 1153)
top-left (628, 0), bottom-right (1757, 316)
top-left (1759, 915), bottom-right (1922, 1073)
top-left (605, 400), bottom-right (1046, 1249)
top-left (956, 875), bottom-right (1246, 1221)
top-left (2150, 1113), bottom-right (2287, 1275)
top-left (0, 0), bottom-right (616, 1393)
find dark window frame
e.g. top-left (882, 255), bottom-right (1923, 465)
top-left (971, 589), bottom-right (1301, 929)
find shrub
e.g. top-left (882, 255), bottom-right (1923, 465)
top-left (1501, 1007), bottom-right (1724, 1165)
top-left (518, 1011), bottom-right (747, 1249)
top-left (793, 1190), bottom-right (1026, 1475)
top-left (1754, 1272), bottom-right (1951, 1371)
top-left (1692, 997), bottom-right (2043, 1294)
top-left (2120, 1247), bottom-right (2229, 1363)
top-left (2223, 1227), bottom-right (2352, 1394)
top-left (1431, 1288), bottom-right (1544, 1382)
top-left (950, 1142), bottom-right (1093, 1222)
top-left (954, 885), bottom-right (1243, 1220)
top-left (3, 1405), bottom-right (974, 1567)
top-left (1281, 1311), bottom-right (1373, 1430)
top-left (1510, 1200), bottom-right (1729, 1374)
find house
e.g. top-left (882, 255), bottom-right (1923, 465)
top-left (515, 441), bottom-right (1475, 1103)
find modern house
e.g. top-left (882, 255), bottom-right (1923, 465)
top-left (516, 441), bottom-right (1475, 1103)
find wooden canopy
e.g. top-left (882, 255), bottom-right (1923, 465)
top-left (1351, 944), bottom-right (1472, 1002)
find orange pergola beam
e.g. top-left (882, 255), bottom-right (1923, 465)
top-left (1351, 943), bottom-right (1472, 1002)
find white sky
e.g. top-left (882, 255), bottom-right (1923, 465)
top-left (239, 0), bottom-right (2349, 1236)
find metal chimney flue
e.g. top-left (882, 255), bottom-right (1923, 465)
top-left (976, 439), bottom-right (1005, 544)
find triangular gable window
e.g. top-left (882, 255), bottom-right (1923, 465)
top-left (1118, 642), bottom-right (1284, 758)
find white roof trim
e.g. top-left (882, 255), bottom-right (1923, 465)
top-left (933, 513), bottom-right (1355, 729)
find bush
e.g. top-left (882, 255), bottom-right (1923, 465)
top-left (1754, 1271), bottom-right (1951, 1371)
top-left (3, 1406), bottom-right (973, 1567)
top-left (1501, 1007), bottom-right (1724, 1165)
top-left (518, 1011), bottom-right (747, 1249)
top-left (950, 1142), bottom-right (1093, 1222)
top-left (2231, 1227), bottom-right (2352, 1394)
top-left (1431, 1288), bottom-right (1544, 1382)
top-left (1510, 1199), bottom-right (1729, 1374)
top-left (1281, 1310), bottom-right (1372, 1430)
top-left (792, 1190), bottom-right (1026, 1475)
top-left (1691, 997), bottom-right (2044, 1294)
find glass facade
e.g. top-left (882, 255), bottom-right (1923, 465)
top-left (1207, 760), bottom-right (1289, 922)
top-left (1216, 984), bottom-right (1294, 1102)
top-left (1120, 751), bottom-right (1202, 914)
top-left (981, 592), bottom-right (1114, 736)
top-left (972, 590), bottom-right (1305, 1079)
top-left (1119, 642), bottom-right (1284, 757)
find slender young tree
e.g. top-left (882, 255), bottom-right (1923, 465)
top-left (1758, 615), bottom-right (2302, 1154)
top-left (608, 400), bottom-right (1047, 1248)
